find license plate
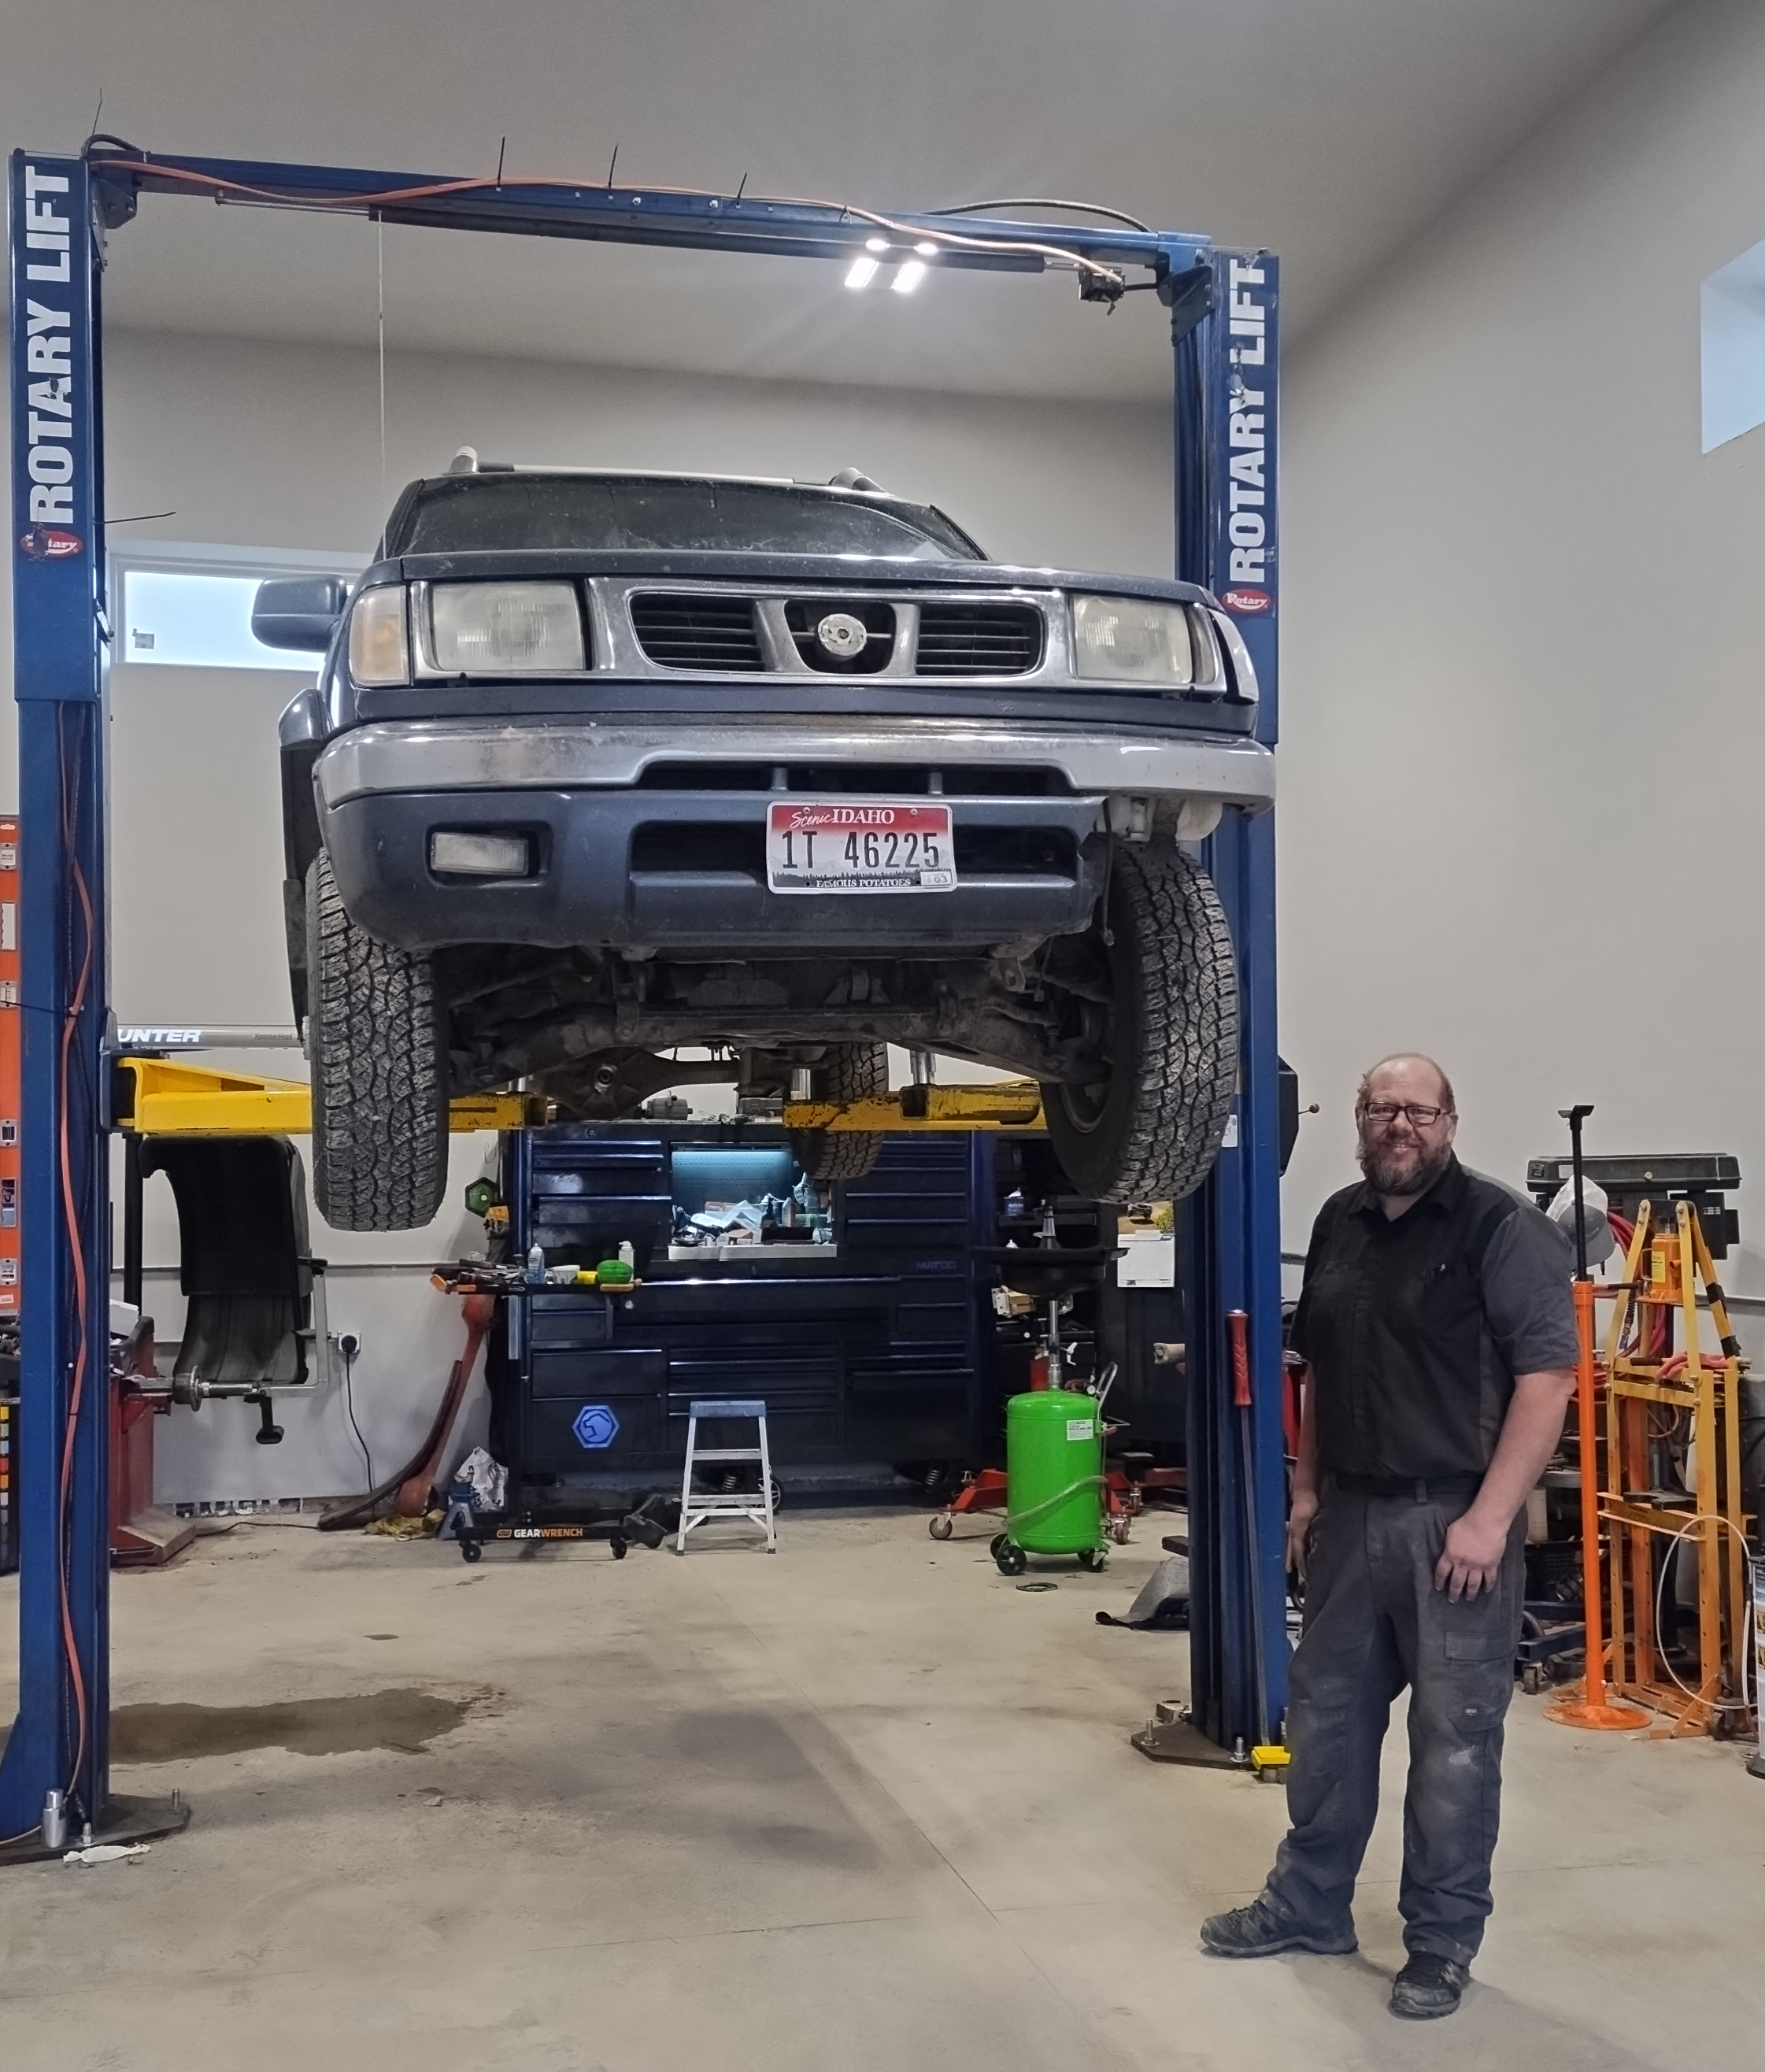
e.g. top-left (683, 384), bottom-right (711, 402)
top-left (767, 801), bottom-right (956, 894)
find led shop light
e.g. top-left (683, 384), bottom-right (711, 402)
top-left (844, 235), bottom-right (891, 290)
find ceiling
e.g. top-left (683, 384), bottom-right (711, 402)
top-left (3, 0), bottom-right (1681, 401)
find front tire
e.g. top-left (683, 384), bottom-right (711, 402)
top-left (1042, 841), bottom-right (1238, 1203)
top-left (306, 850), bottom-right (450, 1232)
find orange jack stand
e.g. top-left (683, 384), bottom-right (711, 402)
top-left (1549, 1200), bottom-right (1754, 1736)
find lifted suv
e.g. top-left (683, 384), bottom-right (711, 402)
top-left (258, 460), bottom-right (1271, 1230)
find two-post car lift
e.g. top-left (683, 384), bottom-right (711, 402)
top-left (2, 142), bottom-right (1286, 1846)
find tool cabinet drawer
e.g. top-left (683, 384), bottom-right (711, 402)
top-left (527, 1347), bottom-right (667, 1400)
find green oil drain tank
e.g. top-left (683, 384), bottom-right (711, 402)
top-left (999, 1387), bottom-right (1106, 1570)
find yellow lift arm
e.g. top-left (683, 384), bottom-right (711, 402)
top-left (782, 1079), bottom-right (1045, 1133)
top-left (113, 1058), bottom-right (1045, 1138)
top-left (113, 1056), bottom-right (546, 1137)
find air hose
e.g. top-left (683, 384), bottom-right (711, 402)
top-left (1002, 1475), bottom-right (1108, 1535)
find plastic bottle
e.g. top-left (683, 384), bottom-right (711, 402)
top-left (618, 1240), bottom-right (635, 1268)
top-left (525, 1242), bottom-right (546, 1286)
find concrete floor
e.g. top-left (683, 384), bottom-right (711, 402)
top-left (2, 1511), bottom-right (1763, 2070)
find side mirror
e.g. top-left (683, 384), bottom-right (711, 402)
top-left (253, 576), bottom-right (348, 653)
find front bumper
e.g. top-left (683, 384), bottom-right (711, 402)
top-left (313, 716), bottom-right (1272, 957)
top-left (315, 715), bottom-right (1275, 812)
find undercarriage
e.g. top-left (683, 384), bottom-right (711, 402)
top-left (304, 836), bottom-right (1234, 1228)
top-left (441, 938), bottom-right (1112, 1121)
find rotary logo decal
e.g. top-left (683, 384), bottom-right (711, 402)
top-left (18, 526), bottom-right (83, 561)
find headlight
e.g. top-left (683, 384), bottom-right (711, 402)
top-left (348, 586), bottom-right (410, 686)
top-left (1070, 594), bottom-right (1194, 687)
top-left (428, 582), bottom-right (585, 675)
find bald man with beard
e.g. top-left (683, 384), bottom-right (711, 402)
top-left (1201, 1055), bottom-right (1577, 2020)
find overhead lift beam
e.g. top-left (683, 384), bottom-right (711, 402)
top-left (3, 146), bottom-right (1282, 1844)
top-left (81, 146), bottom-right (1207, 276)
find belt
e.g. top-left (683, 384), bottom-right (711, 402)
top-left (1332, 1471), bottom-right (1483, 1500)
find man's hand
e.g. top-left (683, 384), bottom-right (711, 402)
top-left (1430, 1367), bottom-right (1573, 1601)
top-left (1286, 1489), bottom-right (1319, 1578)
top-left (1433, 1509), bottom-right (1508, 1601)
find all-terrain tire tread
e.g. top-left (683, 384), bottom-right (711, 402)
top-left (791, 1042), bottom-right (889, 1182)
top-left (1045, 842), bottom-right (1239, 1203)
top-left (1106, 842), bottom-right (1238, 1201)
top-left (307, 850), bottom-right (450, 1231)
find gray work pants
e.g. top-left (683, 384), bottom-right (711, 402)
top-left (1260, 1486), bottom-right (1525, 1965)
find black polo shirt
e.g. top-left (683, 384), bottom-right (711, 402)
top-left (1290, 1154), bottom-right (1577, 1482)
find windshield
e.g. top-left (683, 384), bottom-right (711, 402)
top-left (387, 475), bottom-right (986, 561)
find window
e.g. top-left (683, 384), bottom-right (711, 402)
top-left (113, 546), bottom-right (364, 671)
top-left (388, 475), bottom-right (984, 561)
top-left (1701, 240), bottom-right (1765, 453)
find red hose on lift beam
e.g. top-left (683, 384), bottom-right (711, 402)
top-left (318, 1293), bottom-right (497, 1531)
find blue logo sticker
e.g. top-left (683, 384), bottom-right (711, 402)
top-left (572, 1404), bottom-right (620, 1450)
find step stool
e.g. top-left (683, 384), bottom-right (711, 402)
top-left (675, 1400), bottom-right (777, 1553)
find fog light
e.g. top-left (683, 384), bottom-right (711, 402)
top-left (430, 830), bottom-right (531, 877)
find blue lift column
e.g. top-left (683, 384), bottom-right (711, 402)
top-left (0, 150), bottom-right (112, 1843)
top-left (1177, 248), bottom-right (1289, 1755)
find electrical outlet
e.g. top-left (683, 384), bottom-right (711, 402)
top-left (338, 1331), bottom-right (361, 1360)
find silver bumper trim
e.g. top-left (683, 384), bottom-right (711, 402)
top-left (315, 717), bottom-right (1274, 813)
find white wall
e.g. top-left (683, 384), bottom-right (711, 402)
top-left (1278, 0), bottom-right (1765, 1295)
top-left (105, 329), bottom-right (1175, 578)
top-left (74, 332), bottom-right (1171, 1502)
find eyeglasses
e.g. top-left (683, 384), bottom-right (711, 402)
top-left (1359, 1101), bottom-right (1451, 1128)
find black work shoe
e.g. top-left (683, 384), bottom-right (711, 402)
top-left (1200, 1896), bottom-right (1357, 1959)
top-left (1389, 1952), bottom-right (1470, 2018)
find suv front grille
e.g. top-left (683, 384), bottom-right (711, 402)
top-left (913, 604), bottom-right (1043, 676)
top-left (622, 589), bottom-right (1048, 677)
top-left (630, 594), bottom-right (763, 672)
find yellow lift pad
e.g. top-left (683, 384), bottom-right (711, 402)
top-left (114, 1056), bottom-right (546, 1137)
